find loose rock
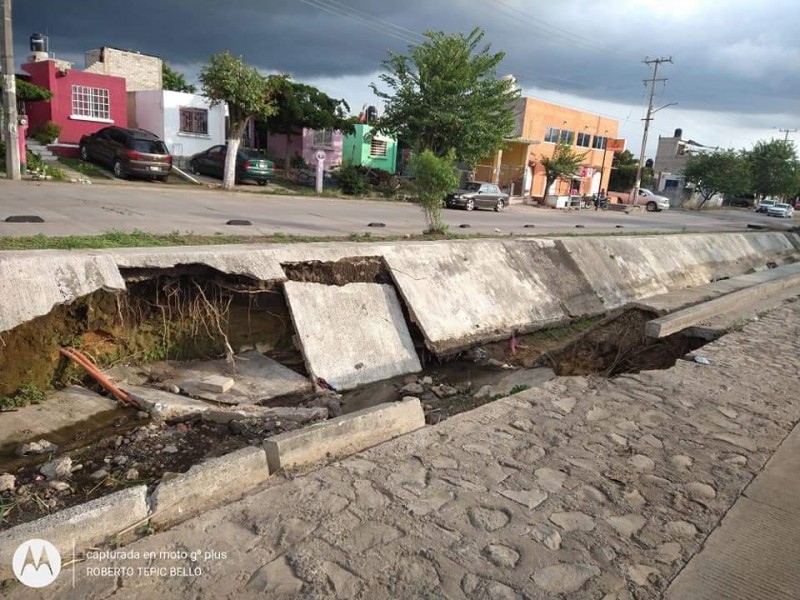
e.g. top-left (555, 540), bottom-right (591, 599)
top-left (40, 457), bottom-right (72, 480)
top-left (124, 468), bottom-right (140, 481)
top-left (400, 382), bottom-right (425, 396)
top-left (16, 439), bottom-right (58, 456)
top-left (162, 445), bottom-right (179, 454)
top-left (0, 473), bottom-right (16, 492)
top-left (90, 469), bottom-right (109, 481)
top-left (49, 481), bottom-right (71, 492)
top-left (549, 511), bottom-right (596, 532)
top-left (483, 544), bottom-right (520, 568)
top-left (474, 385), bottom-right (494, 399)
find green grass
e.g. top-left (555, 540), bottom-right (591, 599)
top-left (57, 157), bottom-right (113, 180)
top-left (0, 229), bottom-right (499, 251)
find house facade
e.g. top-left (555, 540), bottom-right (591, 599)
top-left (343, 124), bottom-right (398, 174)
top-left (84, 47), bottom-right (162, 92)
top-left (21, 55), bottom-right (127, 154)
top-left (653, 128), bottom-right (720, 207)
top-left (264, 128), bottom-right (345, 168)
top-left (128, 90), bottom-right (226, 163)
top-left (475, 97), bottom-right (621, 198)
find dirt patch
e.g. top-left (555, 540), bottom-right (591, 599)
top-left (282, 257), bottom-right (392, 286)
top-left (548, 308), bottom-right (707, 376)
top-left (0, 413), bottom-right (320, 531)
top-left (0, 267), bottom-right (298, 403)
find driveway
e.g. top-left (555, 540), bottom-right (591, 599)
top-left (0, 180), bottom-right (794, 238)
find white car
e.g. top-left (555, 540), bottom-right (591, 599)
top-left (767, 203), bottom-right (795, 218)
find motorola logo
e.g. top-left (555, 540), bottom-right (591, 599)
top-left (12, 539), bottom-right (62, 588)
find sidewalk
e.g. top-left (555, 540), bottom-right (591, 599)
top-left (6, 300), bottom-right (800, 599)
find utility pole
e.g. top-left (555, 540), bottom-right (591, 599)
top-left (632, 56), bottom-right (673, 203)
top-left (778, 128), bottom-right (797, 142)
top-left (1, 0), bottom-right (21, 180)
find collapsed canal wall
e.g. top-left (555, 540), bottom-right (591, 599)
top-left (0, 232), bottom-right (798, 396)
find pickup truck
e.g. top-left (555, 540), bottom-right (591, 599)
top-left (608, 188), bottom-right (671, 212)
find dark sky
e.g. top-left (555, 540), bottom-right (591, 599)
top-left (12, 0), bottom-right (800, 148)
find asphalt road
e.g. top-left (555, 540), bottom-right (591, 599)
top-left (0, 180), bottom-right (795, 238)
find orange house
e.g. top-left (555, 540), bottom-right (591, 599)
top-left (475, 97), bottom-right (621, 198)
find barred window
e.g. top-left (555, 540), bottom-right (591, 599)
top-left (369, 138), bottom-right (388, 157)
top-left (179, 107), bottom-right (208, 134)
top-left (312, 129), bottom-right (334, 148)
top-left (71, 86), bottom-right (110, 120)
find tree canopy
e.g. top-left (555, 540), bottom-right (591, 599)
top-left (264, 80), bottom-right (350, 136)
top-left (682, 149), bottom-right (751, 208)
top-left (746, 138), bottom-right (798, 199)
top-left (15, 78), bottom-right (52, 102)
top-left (371, 27), bottom-right (518, 169)
top-left (538, 142), bottom-right (588, 196)
top-left (608, 149), bottom-right (653, 191)
top-left (199, 52), bottom-right (283, 189)
top-left (162, 63), bottom-right (197, 94)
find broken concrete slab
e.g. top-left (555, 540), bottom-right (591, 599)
top-left (152, 351), bottom-right (312, 405)
top-left (491, 368), bottom-right (556, 397)
top-left (264, 398), bottom-right (425, 473)
top-left (0, 386), bottom-right (118, 453)
top-left (197, 375), bottom-right (235, 394)
top-left (203, 405), bottom-right (328, 425)
top-left (284, 281), bottom-right (422, 391)
top-left (124, 385), bottom-right (215, 421)
top-left (150, 447), bottom-right (269, 526)
top-left (0, 252), bottom-right (125, 334)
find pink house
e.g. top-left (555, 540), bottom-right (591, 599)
top-left (265, 128), bottom-right (344, 168)
top-left (22, 57), bottom-right (127, 156)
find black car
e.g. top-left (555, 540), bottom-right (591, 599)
top-left (79, 127), bottom-right (172, 181)
top-left (446, 181), bottom-right (509, 211)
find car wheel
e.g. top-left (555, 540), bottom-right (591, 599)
top-left (257, 179), bottom-right (267, 187)
top-left (79, 145), bottom-right (89, 161)
top-left (494, 199), bottom-right (505, 212)
top-left (646, 201), bottom-right (657, 212)
top-left (155, 176), bottom-right (167, 183)
top-left (113, 159), bottom-right (125, 179)
top-left (190, 160), bottom-right (200, 175)
top-left (465, 198), bottom-right (475, 211)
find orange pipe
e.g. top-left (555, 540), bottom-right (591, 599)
top-left (59, 347), bottom-right (139, 409)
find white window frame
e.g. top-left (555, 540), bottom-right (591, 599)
top-left (369, 137), bottom-right (388, 158)
top-left (178, 107), bottom-right (209, 136)
top-left (544, 127), bottom-right (560, 143)
top-left (576, 132), bottom-right (591, 147)
top-left (592, 135), bottom-right (608, 150)
top-left (312, 128), bottom-right (334, 148)
top-left (71, 85), bottom-right (111, 122)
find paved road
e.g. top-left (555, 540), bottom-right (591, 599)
top-left (14, 300), bottom-right (799, 599)
top-left (0, 180), bottom-right (794, 238)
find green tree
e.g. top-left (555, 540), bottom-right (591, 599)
top-left (162, 63), bottom-right (197, 93)
top-left (746, 139), bottom-right (798, 200)
top-left (371, 28), bottom-right (518, 168)
top-left (411, 150), bottom-right (459, 234)
top-left (200, 52), bottom-right (282, 189)
top-left (263, 81), bottom-right (351, 172)
top-left (682, 149), bottom-right (751, 209)
top-left (15, 78), bottom-right (52, 102)
top-left (539, 142), bottom-right (588, 197)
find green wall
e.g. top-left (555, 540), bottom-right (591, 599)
top-left (342, 124), bottom-right (398, 174)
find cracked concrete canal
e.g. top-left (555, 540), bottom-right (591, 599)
top-left (10, 298), bottom-right (799, 599)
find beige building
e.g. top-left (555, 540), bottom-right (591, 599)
top-left (84, 47), bottom-right (162, 92)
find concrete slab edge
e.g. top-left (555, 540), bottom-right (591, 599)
top-left (0, 447), bottom-right (271, 579)
top-left (264, 398), bottom-right (426, 473)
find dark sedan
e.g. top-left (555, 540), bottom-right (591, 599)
top-left (79, 127), bottom-right (172, 181)
top-left (445, 181), bottom-right (508, 211)
top-left (189, 145), bottom-right (274, 186)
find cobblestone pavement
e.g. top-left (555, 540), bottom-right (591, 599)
top-left (11, 300), bottom-right (800, 600)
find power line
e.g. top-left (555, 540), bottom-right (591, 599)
top-left (295, 0), bottom-right (424, 45)
top-left (778, 127), bottom-right (797, 142)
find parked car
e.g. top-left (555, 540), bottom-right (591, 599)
top-left (608, 188), bottom-right (670, 212)
top-left (445, 182), bottom-right (508, 212)
top-left (767, 203), bottom-right (795, 218)
top-left (79, 127), bottom-right (172, 181)
top-left (756, 199), bottom-right (777, 213)
top-left (189, 145), bottom-right (274, 186)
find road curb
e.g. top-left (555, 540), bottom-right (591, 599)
top-left (264, 398), bottom-right (425, 473)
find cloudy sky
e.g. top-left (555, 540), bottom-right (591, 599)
top-left (13, 0), bottom-right (800, 155)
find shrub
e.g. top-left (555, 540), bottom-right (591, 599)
top-left (410, 150), bottom-right (459, 234)
top-left (33, 121), bottom-right (61, 145)
top-left (290, 153), bottom-right (308, 171)
top-left (337, 162), bottom-right (369, 195)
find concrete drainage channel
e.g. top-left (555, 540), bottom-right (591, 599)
top-left (1, 232), bottom-right (799, 574)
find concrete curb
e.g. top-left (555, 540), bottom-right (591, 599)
top-left (264, 398), bottom-right (425, 473)
top-left (0, 485), bottom-right (148, 579)
top-left (150, 446), bottom-right (269, 526)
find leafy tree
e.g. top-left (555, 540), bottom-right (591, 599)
top-left (262, 80), bottom-right (350, 172)
top-left (607, 149), bottom-right (653, 191)
top-left (15, 78), bottom-right (52, 102)
top-left (162, 63), bottom-right (197, 93)
top-left (746, 139), bottom-right (798, 200)
top-left (371, 28), bottom-right (518, 169)
top-left (200, 52), bottom-right (282, 189)
top-left (411, 150), bottom-right (459, 234)
top-left (682, 149), bottom-right (751, 209)
top-left (539, 142), bottom-right (588, 197)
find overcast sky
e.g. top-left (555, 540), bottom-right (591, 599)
top-left (13, 0), bottom-right (800, 155)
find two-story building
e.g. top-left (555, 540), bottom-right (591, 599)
top-left (475, 96), bottom-right (621, 199)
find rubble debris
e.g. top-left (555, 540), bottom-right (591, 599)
top-left (40, 457), bottom-right (73, 480)
top-left (16, 439), bottom-right (59, 456)
top-left (0, 473), bottom-right (16, 492)
top-left (197, 375), bottom-right (235, 394)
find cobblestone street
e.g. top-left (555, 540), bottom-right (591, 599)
top-left (14, 300), bottom-right (800, 600)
